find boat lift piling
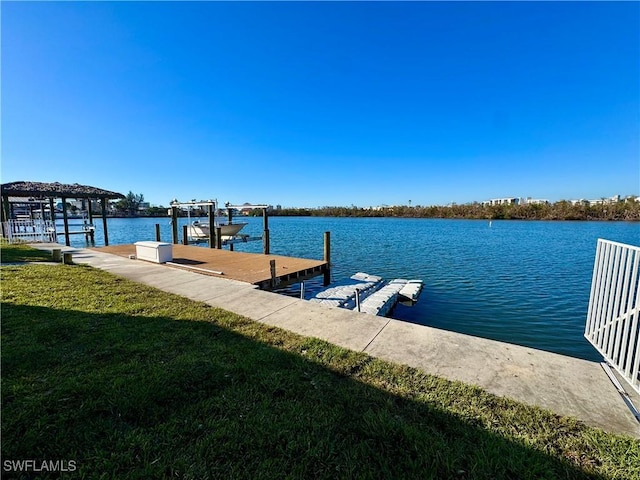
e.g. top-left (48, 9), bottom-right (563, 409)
top-left (323, 231), bottom-right (331, 286)
top-left (167, 199), bottom-right (270, 252)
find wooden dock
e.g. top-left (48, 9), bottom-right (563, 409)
top-left (95, 244), bottom-right (329, 290)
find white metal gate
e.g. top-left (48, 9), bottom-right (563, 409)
top-left (585, 239), bottom-right (640, 394)
top-left (1, 219), bottom-right (57, 244)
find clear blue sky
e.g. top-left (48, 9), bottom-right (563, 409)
top-left (2, 1), bottom-right (639, 208)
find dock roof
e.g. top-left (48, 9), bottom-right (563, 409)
top-left (1, 181), bottom-right (125, 200)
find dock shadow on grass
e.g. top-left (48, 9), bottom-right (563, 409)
top-left (1, 270), bottom-right (637, 479)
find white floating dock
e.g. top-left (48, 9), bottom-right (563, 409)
top-left (308, 272), bottom-right (384, 309)
top-left (308, 273), bottom-right (423, 317)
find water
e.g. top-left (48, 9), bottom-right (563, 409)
top-left (63, 216), bottom-right (640, 361)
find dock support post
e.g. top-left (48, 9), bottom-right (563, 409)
top-left (262, 208), bottom-right (270, 255)
top-left (1, 195), bottom-right (9, 224)
top-left (86, 200), bottom-right (95, 244)
top-left (215, 226), bottom-right (222, 249)
top-left (227, 207), bottom-right (234, 251)
top-left (323, 231), bottom-right (331, 286)
top-left (87, 199), bottom-right (94, 225)
top-left (155, 223), bottom-right (161, 242)
top-left (270, 259), bottom-right (278, 289)
top-left (49, 198), bottom-right (55, 222)
top-left (61, 196), bottom-right (70, 247)
top-left (100, 197), bottom-right (109, 246)
top-left (300, 281), bottom-right (305, 300)
top-left (182, 225), bottom-right (189, 245)
top-left (208, 204), bottom-right (215, 249)
top-left (355, 288), bottom-right (361, 312)
top-left (171, 206), bottom-right (178, 244)
top-left (1, 195), bottom-right (8, 238)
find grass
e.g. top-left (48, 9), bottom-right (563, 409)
top-left (1, 244), bottom-right (639, 479)
top-left (0, 241), bottom-right (55, 263)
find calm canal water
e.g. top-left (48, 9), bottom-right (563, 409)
top-left (65, 216), bottom-right (639, 362)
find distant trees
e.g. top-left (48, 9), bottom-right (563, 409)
top-left (107, 193), bottom-right (640, 221)
top-left (115, 191), bottom-right (145, 216)
top-left (266, 200), bottom-right (640, 221)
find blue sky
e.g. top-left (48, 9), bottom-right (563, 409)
top-left (2, 1), bottom-right (639, 208)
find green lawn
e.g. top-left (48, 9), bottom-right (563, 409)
top-left (1, 245), bottom-right (638, 479)
top-left (0, 241), bottom-right (55, 263)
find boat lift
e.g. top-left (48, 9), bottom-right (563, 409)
top-left (168, 199), bottom-right (271, 252)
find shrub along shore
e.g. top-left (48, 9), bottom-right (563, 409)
top-left (1, 244), bottom-right (639, 479)
top-left (260, 200), bottom-right (640, 221)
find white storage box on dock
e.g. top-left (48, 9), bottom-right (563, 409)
top-left (134, 241), bottom-right (173, 264)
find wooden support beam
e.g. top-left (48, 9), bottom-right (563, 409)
top-left (0, 195), bottom-right (8, 223)
top-left (183, 225), bottom-right (189, 245)
top-left (61, 196), bottom-right (70, 246)
top-left (155, 223), bottom-right (161, 242)
top-left (1, 195), bottom-right (8, 237)
top-left (87, 199), bottom-right (94, 225)
top-left (49, 198), bottom-right (56, 222)
top-left (100, 197), bottom-right (109, 246)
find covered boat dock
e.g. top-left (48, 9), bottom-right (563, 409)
top-left (0, 181), bottom-right (125, 246)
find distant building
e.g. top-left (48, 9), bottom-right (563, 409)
top-left (523, 198), bottom-right (549, 205)
top-left (578, 195), bottom-right (622, 206)
top-left (482, 197), bottom-right (522, 206)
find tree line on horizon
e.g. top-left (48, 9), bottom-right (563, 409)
top-left (115, 191), bottom-right (640, 221)
top-left (256, 199), bottom-right (640, 221)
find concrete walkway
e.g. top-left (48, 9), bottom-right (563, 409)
top-left (26, 244), bottom-right (640, 438)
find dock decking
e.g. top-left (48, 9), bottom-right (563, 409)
top-left (95, 244), bottom-right (328, 290)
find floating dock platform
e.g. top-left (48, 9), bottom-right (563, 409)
top-left (308, 272), bottom-right (423, 317)
top-left (95, 244), bottom-right (328, 290)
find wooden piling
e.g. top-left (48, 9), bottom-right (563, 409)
top-left (171, 206), bottom-right (178, 244)
top-left (215, 226), bottom-right (222, 249)
top-left (1, 195), bottom-right (8, 224)
top-left (182, 225), bottom-right (189, 245)
top-left (227, 207), bottom-right (234, 251)
top-left (0, 196), bottom-right (7, 238)
top-left (100, 197), bottom-right (110, 246)
top-left (87, 199), bottom-right (94, 225)
top-left (270, 259), bottom-right (277, 288)
top-left (208, 204), bottom-right (215, 249)
top-left (49, 198), bottom-right (55, 222)
top-left (155, 223), bottom-right (161, 242)
top-left (61, 196), bottom-right (70, 247)
top-left (263, 208), bottom-right (270, 255)
top-left (323, 231), bottom-right (331, 285)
